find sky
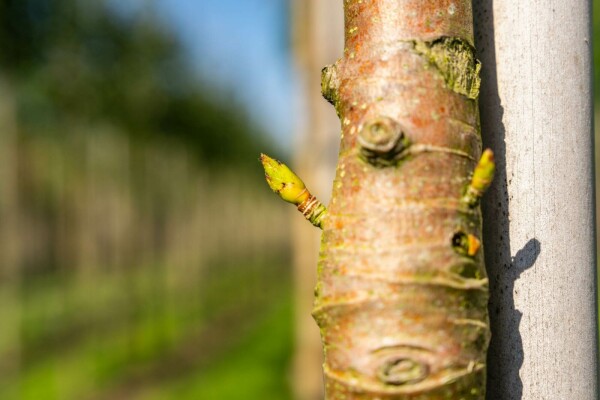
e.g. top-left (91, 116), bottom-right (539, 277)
top-left (154, 0), bottom-right (295, 147)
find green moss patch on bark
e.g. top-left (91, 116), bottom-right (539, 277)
top-left (413, 37), bottom-right (481, 100)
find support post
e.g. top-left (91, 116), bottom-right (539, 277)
top-left (474, 1), bottom-right (599, 398)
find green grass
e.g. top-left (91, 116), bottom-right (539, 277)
top-left (144, 297), bottom-right (294, 400)
top-left (0, 257), bottom-right (293, 400)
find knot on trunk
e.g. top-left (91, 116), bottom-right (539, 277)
top-left (377, 357), bottom-right (429, 386)
top-left (358, 116), bottom-right (410, 167)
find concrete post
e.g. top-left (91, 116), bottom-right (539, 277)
top-left (474, 1), bottom-right (598, 398)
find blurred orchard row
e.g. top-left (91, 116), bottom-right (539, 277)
top-left (0, 1), bottom-right (291, 399)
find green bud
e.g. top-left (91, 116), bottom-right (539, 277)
top-left (462, 149), bottom-right (495, 208)
top-left (471, 149), bottom-right (495, 194)
top-left (260, 153), bottom-right (309, 205)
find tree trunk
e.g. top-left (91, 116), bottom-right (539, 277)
top-left (0, 78), bottom-right (22, 396)
top-left (474, 1), bottom-right (599, 399)
top-left (291, 1), bottom-right (342, 399)
top-left (315, 1), bottom-right (490, 398)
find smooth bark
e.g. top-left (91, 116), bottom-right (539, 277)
top-left (316, 1), bottom-right (489, 398)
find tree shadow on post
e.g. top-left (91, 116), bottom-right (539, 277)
top-left (487, 238), bottom-right (541, 400)
top-left (473, 2), bottom-right (542, 399)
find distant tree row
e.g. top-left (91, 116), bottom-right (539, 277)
top-left (0, 0), bottom-right (270, 167)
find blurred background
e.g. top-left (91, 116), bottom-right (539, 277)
top-left (0, 1), bottom-right (597, 400)
top-left (0, 1), bottom-right (340, 399)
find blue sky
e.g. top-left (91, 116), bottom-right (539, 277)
top-left (155, 0), bottom-right (294, 146)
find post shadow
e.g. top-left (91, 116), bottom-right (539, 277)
top-left (472, 2), bottom-right (542, 399)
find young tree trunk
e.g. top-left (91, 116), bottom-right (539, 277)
top-left (315, 1), bottom-right (489, 398)
top-left (0, 78), bottom-right (22, 395)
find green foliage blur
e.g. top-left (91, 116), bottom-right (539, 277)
top-left (0, 1), bottom-right (292, 399)
top-left (0, 0), bottom-right (272, 168)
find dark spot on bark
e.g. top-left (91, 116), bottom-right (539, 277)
top-left (452, 231), bottom-right (469, 255)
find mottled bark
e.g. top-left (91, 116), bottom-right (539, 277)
top-left (314, 1), bottom-right (489, 398)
